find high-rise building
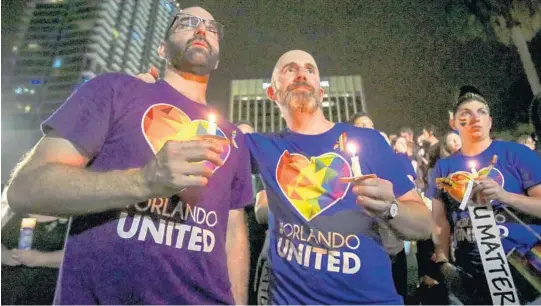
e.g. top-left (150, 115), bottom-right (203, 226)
top-left (229, 75), bottom-right (366, 132)
top-left (3, 0), bottom-right (178, 123)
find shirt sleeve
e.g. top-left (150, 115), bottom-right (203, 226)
top-left (230, 132), bottom-right (254, 210)
top-left (41, 73), bottom-right (117, 158)
top-left (425, 161), bottom-right (444, 200)
top-left (365, 131), bottom-right (414, 198)
top-left (511, 144), bottom-right (541, 191)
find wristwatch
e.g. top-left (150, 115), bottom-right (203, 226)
top-left (382, 199), bottom-right (399, 220)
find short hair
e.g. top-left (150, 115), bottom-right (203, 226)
top-left (349, 112), bottom-right (371, 124)
top-left (454, 85), bottom-right (490, 114)
top-left (234, 120), bottom-right (254, 128)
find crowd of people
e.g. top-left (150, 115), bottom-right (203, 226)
top-left (2, 5), bottom-right (541, 305)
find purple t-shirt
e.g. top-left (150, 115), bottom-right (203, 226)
top-left (43, 73), bottom-right (253, 304)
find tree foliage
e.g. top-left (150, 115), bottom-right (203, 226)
top-left (446, 0), bottom-right (541, 45)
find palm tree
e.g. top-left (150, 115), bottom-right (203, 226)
top-left (446, 0), bottom-right (541, 95)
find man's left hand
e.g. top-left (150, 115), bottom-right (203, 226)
top-left (352, 177), bottom-right (395, 216)
top-left (11, 249), bottom-right (45, 267)
top-left (472, 178), bottom-right (509, 204)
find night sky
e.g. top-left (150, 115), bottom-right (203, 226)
top-left (3, 0), bottom-right (540, 134)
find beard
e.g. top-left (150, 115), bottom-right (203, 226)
top-left (279, 83), bottom-right (321, 113)
top-left (166, 37), bottom-right (219, 75)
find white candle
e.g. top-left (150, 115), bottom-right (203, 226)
top-left (459, 180), bottom-right (474, 211)
top-left (469, 161), bottom-right (478, 177)
top-left (207, 114), bottom-right (217, 135)
top-left (347, 143), bottom-right (362, 177)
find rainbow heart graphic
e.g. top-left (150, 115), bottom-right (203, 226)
top-left (439, 166), bottom-right (504, 203)
top-left (276, 150), bottom-right (352, 221)
top-left (142, 103), bottom-right (230, 172)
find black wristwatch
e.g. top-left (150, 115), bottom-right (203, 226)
top-left (382, 199), bottom-right (399, 220)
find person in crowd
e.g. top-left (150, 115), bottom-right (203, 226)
top-left (393, 137), bottom-right (417, 183)
top-left (350, 114), bottom-right (411, 300)
top-left (428, 86), bottom-right (541, 304)
top-left (350, 112), bottom-right (374, 129)
top-left (400, 126), bottom-right (415, 145)
top-left (442, 131), bottom-right (462, 156)
top-left (6, 7), bottom-right (252, 304)
top-left (421, 125), bottom-right (440, 147)
top-left (517, 134), bottom-right (536, 151)
top-left (235, 121), bottom-right (269, 306)
top-left (245, 50), bottom-right (432, 304)
top-left (414, 136), bottom-right (452, 305)
top-left (253, 189), bottom-right (271, 305)
top-left (349, 112), bottom-right (391, 145)
top-left (1, 189), bottom-right (68, 305)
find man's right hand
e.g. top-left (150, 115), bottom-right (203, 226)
top-left (141, 140), bottom-right (224, 198)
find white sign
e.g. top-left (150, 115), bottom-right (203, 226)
top-left (469, 205), bottom-right (518, 305)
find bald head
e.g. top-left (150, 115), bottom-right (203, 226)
top-left (267, 49), bottom-right (324, 114)
top-left (272, 50), bottom-right (319, 87)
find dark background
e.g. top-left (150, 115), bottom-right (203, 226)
top-left (3, 0), bottom-right (540, 134)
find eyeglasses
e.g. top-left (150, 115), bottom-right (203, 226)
top-left (167, 12), bottom-right (225, 40)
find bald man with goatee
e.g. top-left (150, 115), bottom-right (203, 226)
top-left (244, 50), bottom-right (432, 304)
top-left (6, 7), bottom-right (251, 304)
top-left (136, 50), bottom-right (433, 304)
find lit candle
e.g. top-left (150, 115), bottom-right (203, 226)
top-left (347, 143), bottom-right (362, 177)
top-left (469, 161), bottom-right (478, 177)
top-left (207, 114), bottom-right (217, 135)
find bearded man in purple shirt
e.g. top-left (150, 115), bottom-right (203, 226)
top-left (6, 7), bottom-right (252, 305)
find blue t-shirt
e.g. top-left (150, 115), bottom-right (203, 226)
top-left (427, 140), bottom-right (541, 276)
top-left (246, 123), bottom-right (414, 304)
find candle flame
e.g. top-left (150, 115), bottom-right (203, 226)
top-left (208, 114), bottom-right (216, 123)
top-left (469, 160), bottom-right (477, 169)
top-left (346, 143), bottom-right (357, 156)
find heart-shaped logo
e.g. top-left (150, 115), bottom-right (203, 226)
top-left (276, 150), bottom-right (352, 221)
top-left (440, 167), bottom-right (504, 203)
top-left (141, 103), bottom-right (230, 172)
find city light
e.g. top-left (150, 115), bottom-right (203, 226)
top-left (52, 57), bottom-right (63, 68)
